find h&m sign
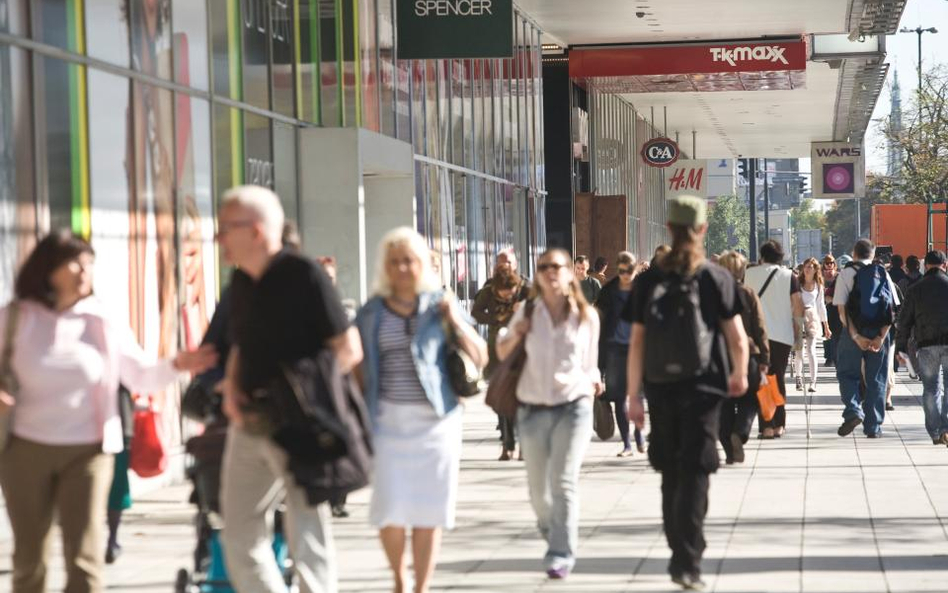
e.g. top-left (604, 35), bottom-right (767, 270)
top-left (397, 0), bottom-right (513, 59)
top-left (665, 160), bottom-right (709, 199)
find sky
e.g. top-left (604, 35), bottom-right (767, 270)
top-left (865, 0), bottom-right (948, 173)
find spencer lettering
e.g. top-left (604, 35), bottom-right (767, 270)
top-left (414, 0), bottom-right (494, 17)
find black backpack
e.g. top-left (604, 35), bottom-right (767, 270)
top-left (644, 267), bottom-right (714, 384)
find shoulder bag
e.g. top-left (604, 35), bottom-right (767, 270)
top-left (484, 300), bottom-right (535, 419)
top-left (442, 298), bottom-right (485, 398)
top-left (0, 302), bottom-right (21, 452)
top-left (756, 268), bottom-right (780, 299)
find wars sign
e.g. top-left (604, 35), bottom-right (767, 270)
top-left (811, 142), bottom-right (865, 199)
top-left (665, 160), bottom-right (709, 199)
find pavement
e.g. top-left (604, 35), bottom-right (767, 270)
top-left (2, 356), bottom-right (948, 592)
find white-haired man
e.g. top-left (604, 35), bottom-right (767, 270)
top-left (216, 185), bottom-right (363, 593)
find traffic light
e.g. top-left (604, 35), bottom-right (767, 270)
top-left (800, 175), bottom-right (810, 195)
top-left (737, 159), bottom-right (747, 180)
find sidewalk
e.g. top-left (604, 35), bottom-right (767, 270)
top-left (2, 362), bottom-right (948, 592)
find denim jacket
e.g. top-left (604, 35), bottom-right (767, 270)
top-left (356, 290), bottom-right (459, 424)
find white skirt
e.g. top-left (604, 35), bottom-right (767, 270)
top-left (369, 400), bottom-right (463, 529)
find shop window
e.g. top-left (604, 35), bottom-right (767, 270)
top-left (296, 0), bottom-right (321, 124)
top-left (359, 0), bottom-right (379, 132)
top-left (242, 0), bottom-right (270, 111)
top-left (319, 0), bottom-right (340, 126)
top-left (129, 0), bottom-right (173, 79)
top-left (84, 0), bottom-right (130, 67)
top-left (1, 0), bottom-right (29, 36)
top-left (210, 0), bottom-right (241, 100)
top-left (172, 0), bottom-right (210, 91)
top-left (244, 112), bottom-right (272, 187)
top-left (213, 103), bottom-right (244, 195)
top-left (378, 0), bottom-right (396, 138)
top-left (32, 0), bottom-right (84, 53)
top-left (273, 120), bottom-right (299, 223)
top-left (0, 45), bottom-right (36, 301)
top-left (271, 0), bottom-right (295, 117)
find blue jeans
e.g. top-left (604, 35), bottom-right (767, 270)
top-left (917, 345), bottom-right (948, 440)
top-left (517, 397), bottom-right (593, 571)
top-left (836, 331), bottom-right (889, 435)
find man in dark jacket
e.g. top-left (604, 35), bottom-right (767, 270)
top-left (896, 250), bottom-right (948, 445)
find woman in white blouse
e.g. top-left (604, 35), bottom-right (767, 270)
top-left (0, 231), bottom-right (216, 593)
top-left (795, 257), bottom-right (831, 392)
top-left (496, 248), bottom-right (602, 580)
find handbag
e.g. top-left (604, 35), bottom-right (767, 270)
top-left (0, 302), bottom-right (21, 453)
top-left (130, 399), bottom-right (168, 478)
top-left (442, 305), bottom-right (484, 398)
top-left (485, 300), bottom-right (536, 419)
top-left (593, 397), bottom-right (616, 441)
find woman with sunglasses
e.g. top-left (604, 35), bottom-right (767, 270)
top-left (496, 249), bottom-right (602, 580)
top-left (595, 251), bottom-right (646, 456)
top-left (822, 255), bottom-right (841, 367)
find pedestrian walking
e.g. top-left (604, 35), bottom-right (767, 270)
top-left (471, 250), bottom-right (531, 461)
top-left (716, 251), bottom-right (770, 465)
top-left (822, 255), bottom-right (841, 367)
top-left (833, 239), bottom-right (899, 438)
top-left (744, 240), bottom-right (804, 438)
top-left (574, 255), bottom-right (602, 305)
top-left (898, 255), bottom-right (923, 295)
top-left (217, 185), bottom-right (364, 593)
top-left (595, 251), bottom-right (645, 456)
top-left (624, 197), bottom-right (749, 590)
top-left (105, 386), bottom-right (135, 565)
top-left (888, 255), bottom-right (908, 286)
top-left (495, 248), bottom-right (602, 579)
top-left (896, 250), bottom-right (948, 445)
top-left (0, 230), bottom-right (216, 593)
top-left (591, 257), bottom-right (609, 284)
top-left (355, 227), bottom-right (487, 593)
top-left (794, 258), bottom-right (831, 393)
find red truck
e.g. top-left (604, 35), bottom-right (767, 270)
top-left (871, 204), bottom-right (948, 259)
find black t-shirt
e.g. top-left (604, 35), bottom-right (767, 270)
top-left (230, 250), bottom-right (350, 393)
top-left (621, 262), bottom-right (743, 395)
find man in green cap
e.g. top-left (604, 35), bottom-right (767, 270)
top-left (620, 194), bottom-right (749, 591)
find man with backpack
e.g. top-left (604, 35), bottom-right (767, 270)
top-left (625, 196), bottom-right (749, 590)
top-left (833, 239), bottom-right (900, 438)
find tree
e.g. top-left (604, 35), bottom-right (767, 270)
top-left (881, 65), bottom-right (948, 204)
top-left (823, 175), bottom-right (893, 256)
top-left (789, 198), bottom-right (827, 254)
top-left (706, 194), bottom-right (750, 256)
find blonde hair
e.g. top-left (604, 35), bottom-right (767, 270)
top-left (717, 250), bottom-right (747, 282)
top-left (372, 227), bottom-right (441, 297)
top-left (532, 248), bottom-right (591, 319)
top-left (220, 185), bottom-right (285, 246)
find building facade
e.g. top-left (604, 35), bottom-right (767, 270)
top-left (0, 0), bottom-right (546, 445)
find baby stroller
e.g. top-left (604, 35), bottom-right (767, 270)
top-left (175, 384), bottom-right (293, 592)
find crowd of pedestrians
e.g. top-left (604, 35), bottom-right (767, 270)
top-left (2, 184), bottom-right (947, 593)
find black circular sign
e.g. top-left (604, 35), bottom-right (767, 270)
top-left (640, 138), bottom-right (681, 168)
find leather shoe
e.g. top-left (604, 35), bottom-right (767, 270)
top-left (837, 417), bottom-right (862, 437)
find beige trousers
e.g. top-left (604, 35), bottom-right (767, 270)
top-left (0, 436), bottom-right (113, 593)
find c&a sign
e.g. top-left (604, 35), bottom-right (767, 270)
top-left (641, 138), bottom-right (681, 168)
top-left (397, 0), bottom-right (513, 59)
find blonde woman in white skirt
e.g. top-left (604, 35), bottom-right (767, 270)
top-left (795, 258), bottom-right (831, 392)
top-left (355, 228), bottom-right (487, 593)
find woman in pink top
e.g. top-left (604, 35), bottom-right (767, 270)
top-left (0, 231), bottom-right (216, 593)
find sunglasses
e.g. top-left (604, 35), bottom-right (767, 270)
top-left (617, 267), bottom-right (634, 275)
top-left (537, 262), bottom-right (566, 272)
top-left (823, 262), bottom-right (836, 267)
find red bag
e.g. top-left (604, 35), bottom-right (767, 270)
top-left (130, 405), bottom-right (168, 478)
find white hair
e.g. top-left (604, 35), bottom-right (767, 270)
top-left (220, 185), bottom-right (285, 246)
top-left (372, 227), bottom-right (441, 297)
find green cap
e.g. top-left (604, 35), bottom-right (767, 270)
top-left (667, 195), bottom-right (707, 227)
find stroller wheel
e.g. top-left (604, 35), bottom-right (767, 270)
top-left (174, 568), bottom-right (190, 593)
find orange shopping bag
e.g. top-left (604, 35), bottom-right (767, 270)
top-left (756, 374), bottom-right (785, 422)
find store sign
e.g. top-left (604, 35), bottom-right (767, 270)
top-left (396, 0), bottom-right (513, 59)
top-left (665, 160), bottom-right (709, 199)
top-left (570, 38), bottom-right (807, 77)
top-left (811, 141), bottom-right (864, 199)
top-left (640, 138), bottom-right (680, 168)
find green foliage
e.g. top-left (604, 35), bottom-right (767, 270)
top-left (823, 176), bottom-right (893, 256)
top-left (880, 65), bottom-right (948, 203)
top-left (790, 199), bottom-right (827, 253)
top-left (707, 194), bottom-right (750, 256)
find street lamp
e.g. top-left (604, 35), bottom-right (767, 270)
top-left (899, 26), bottom-right (938, 94)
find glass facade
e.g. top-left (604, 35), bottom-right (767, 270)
top-left (589, 87), bottom-right (668, 258)
top-left (0, 0), bottom-right (546, 441)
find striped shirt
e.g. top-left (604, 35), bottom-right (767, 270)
top-left (378, 306), bottom-right (428, 405)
